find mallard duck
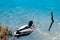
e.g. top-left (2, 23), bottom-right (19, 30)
top-left (14, 21), bottom-right (34, 38)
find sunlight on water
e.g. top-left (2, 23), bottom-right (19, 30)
top-left (0, 7), bottom-right (60, 40)
top-left (0, 0), bottom-right (60, 40)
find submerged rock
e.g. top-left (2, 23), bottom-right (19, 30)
top-left (0, 25), bottom-right (12, 40)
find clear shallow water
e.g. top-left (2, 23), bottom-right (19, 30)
top-left (0, 7), bottom-right (60, 40)
top-left (0, 0), bottom-right (60, 40)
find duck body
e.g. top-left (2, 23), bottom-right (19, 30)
top-left (14, 25), bottom-right (34, 38)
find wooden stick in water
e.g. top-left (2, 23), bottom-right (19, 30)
top-left (48, 11), bottom-right (54, 31)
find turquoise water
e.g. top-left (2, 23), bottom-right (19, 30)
top-left (0, 0), bottom-right (60, 40)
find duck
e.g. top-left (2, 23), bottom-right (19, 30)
top-left (14, 21), bottom-right (34, 38)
